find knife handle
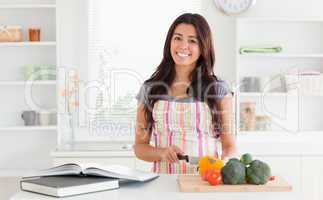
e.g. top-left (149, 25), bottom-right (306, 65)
top-left (177, 154), bottom-right (189, 162)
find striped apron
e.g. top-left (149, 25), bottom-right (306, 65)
top-left (152, 100), bottom-right (220, 174)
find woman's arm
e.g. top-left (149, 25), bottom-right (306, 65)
top-left (218, 94), bottom-right (237, 160)
top-left (133, 103), bottom-right (184, 163)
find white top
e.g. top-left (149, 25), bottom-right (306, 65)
top-left (11, 174), bottom-right (298, 200)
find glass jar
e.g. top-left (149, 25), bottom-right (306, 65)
top-left (256, 115), bottom-right (272, 131)
top-left (240, 102), bottom-right (256, 131)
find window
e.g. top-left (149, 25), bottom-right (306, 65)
top-left (76, 0), bottom-right (202, 141)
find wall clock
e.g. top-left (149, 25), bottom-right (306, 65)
top-left (214, 0), bottom-right (256, 15)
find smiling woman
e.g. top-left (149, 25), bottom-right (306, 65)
top-left (133, 13), bottom-right (236, 174)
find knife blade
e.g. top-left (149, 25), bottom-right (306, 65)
top-left (177, 154), bottom-right (200, 165)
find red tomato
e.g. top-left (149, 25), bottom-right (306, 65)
top-left (206, 170), bottom-right (222, 186)
top-left (202, 170), bottom-right (214, 181)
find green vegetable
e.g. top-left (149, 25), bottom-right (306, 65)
top-left (228, 158), bottom-right (240, 163)
top-left (240, 153), bottom-right (253, 166)
top-left (221, 158), bottom-right (246, 185)
top-left (246, 160), bottom-right (271, 185)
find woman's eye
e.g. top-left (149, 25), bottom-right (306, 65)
top-left (174, 36), bottom-right (181, 41)
top-left (189, 39), bottom-right (198, 44)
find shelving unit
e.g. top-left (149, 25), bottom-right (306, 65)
top-left (0, 2), bottom-right (57, 127)
top-left (0, 4), bottom-right (55, 9)
top-left (235, 18), bottom-right (323, 135)
top-left (0, 126), bottom-right (57, 131)
top-left (0, 42), bottom-right (56, 47)
top-left (0, 81), bottom-right (56, 85)
top-left (0, 0), bottom-right (57, 170)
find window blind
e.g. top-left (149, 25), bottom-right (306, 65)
top-left (85, 0), bottom-right (202, 138)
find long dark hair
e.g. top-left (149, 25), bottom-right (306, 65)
top-left (144, 13), bottom-right (219, 134)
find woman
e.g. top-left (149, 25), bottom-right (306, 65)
top-left (134, 13), bottom-right (236, 174)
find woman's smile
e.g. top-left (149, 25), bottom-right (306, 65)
top-left (176, 52), bottom-right (191, 58)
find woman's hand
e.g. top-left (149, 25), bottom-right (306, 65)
top-left (159, 145), bottom-right (185, 163)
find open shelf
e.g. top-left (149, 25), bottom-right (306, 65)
top-left (0, 126), bottom-right (57, 131)
top-left (0, 42), bottom-right (56, 47)
top-left (0, 81), bottom-right (56, 86)
top-left (236, 18), bottom-right (323, 136)
top-left (0, 4), bottom-right (55, 9)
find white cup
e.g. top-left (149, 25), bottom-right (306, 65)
top-left (259, 77), bottom-right (271, 92)
top-left (38, 112), bottom-right (51, 126)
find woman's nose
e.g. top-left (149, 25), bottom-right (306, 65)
top-left (179, 40), bottom-right (189, 49)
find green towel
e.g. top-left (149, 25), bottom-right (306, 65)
top-left (239, 46), bottom-right (283, 54)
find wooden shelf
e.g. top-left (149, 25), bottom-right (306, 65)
top-left (0, 81), bottom-right (56, 86)
top-left (0, 42), bottom-right (56, 47)
top-left (0, 126), bottom-right (57, 131)
top-left (0, 4), bottom-right (55, 9)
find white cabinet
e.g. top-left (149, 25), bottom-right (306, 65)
top-left (235, 18), bottom-right (323, 135)
top-left (0, 0), bottom-right (57, 127)
top-left (301, 157), bottom-right (323, 200)
top-left (0, 0), bottom-right (57, 170)
top-left (235, 18), bottom-right (323, 199)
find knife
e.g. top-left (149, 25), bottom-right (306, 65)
top-left (177, 141), bottom-right (223, 164)
top-left (177, 153), bottom-right (221, 165)
top-left (176, 154), bottom-right (200, 165)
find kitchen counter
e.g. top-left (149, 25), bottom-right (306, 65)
top-left (45, 132), bottom-right (323, 200)
top-left (11, 174), bottom-right (300, 200)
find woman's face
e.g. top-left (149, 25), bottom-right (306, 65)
top-left (170, 23), bottom-right (201, 69)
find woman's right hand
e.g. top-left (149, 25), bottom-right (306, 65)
top-left (159, 145), bottom-right (185, 163)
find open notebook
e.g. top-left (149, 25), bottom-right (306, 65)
top-left (23, 163), bottom-right (159, 182)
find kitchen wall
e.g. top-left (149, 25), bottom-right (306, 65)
top-left (2, 0), bottom-right (323, 172)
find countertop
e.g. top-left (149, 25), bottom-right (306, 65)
top-left (11, 174), bottom-right (300, 200)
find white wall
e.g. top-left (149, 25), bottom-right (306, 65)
top-left (2, 0), bottom-right (323, 173)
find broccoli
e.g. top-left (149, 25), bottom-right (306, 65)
top-left (221, 158), bottom-right (246, 185)
top-left (240, 153), bottom-right (253, 166)
top-left (246, 160), bottom-right (271, 185)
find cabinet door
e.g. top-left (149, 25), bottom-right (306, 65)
top-left (301, 157), bottom-right (323, 200)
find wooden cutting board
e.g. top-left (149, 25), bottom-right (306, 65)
top-left (177, 175), bottom-right (292, 192)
